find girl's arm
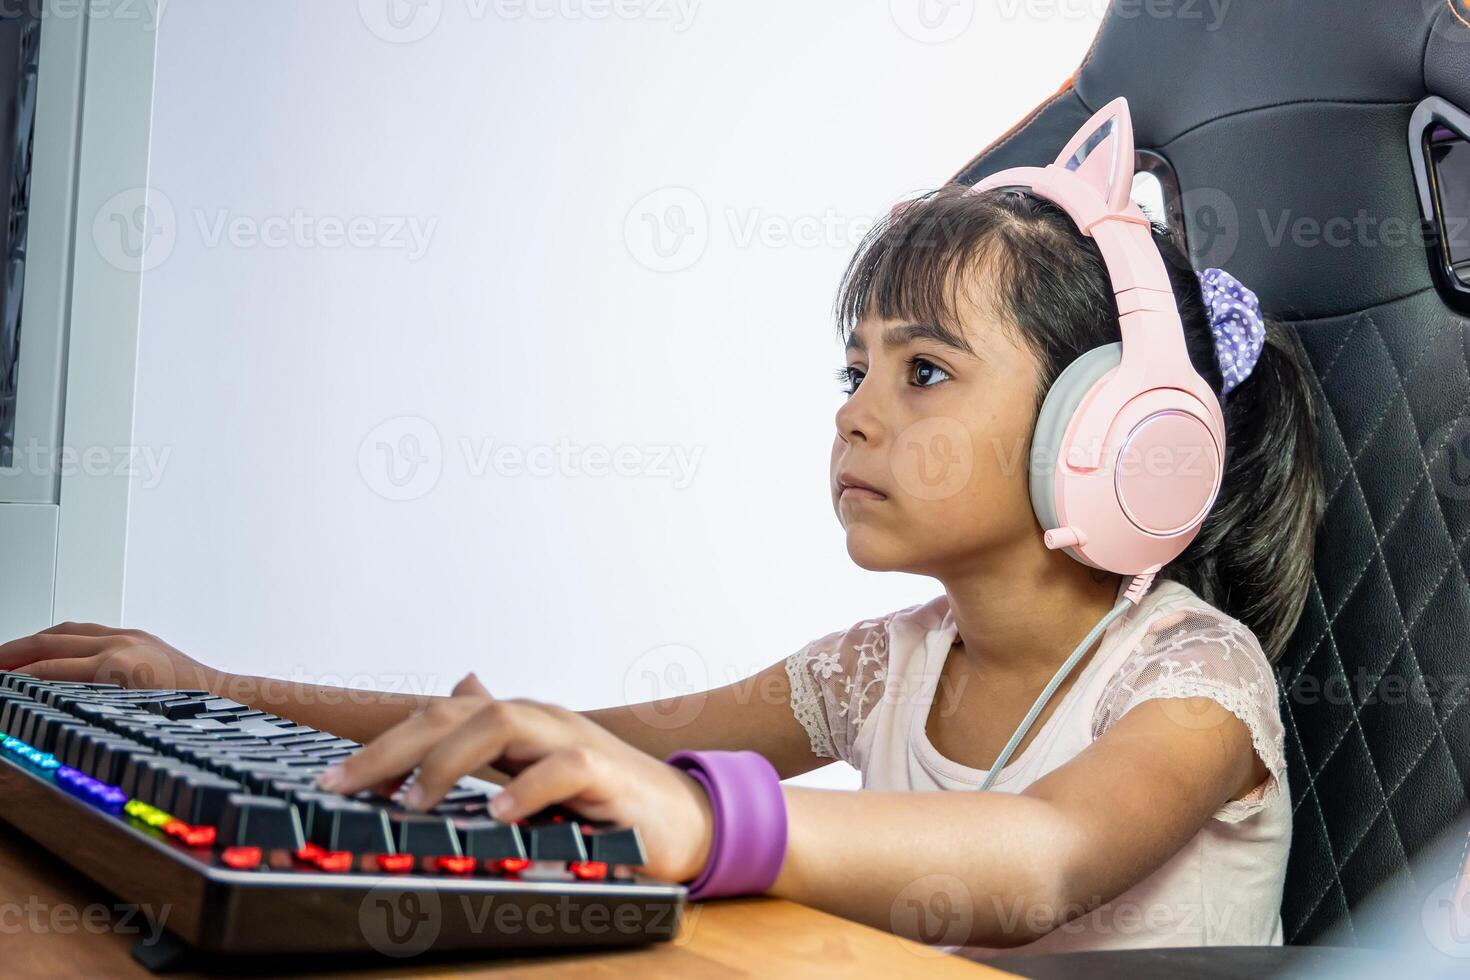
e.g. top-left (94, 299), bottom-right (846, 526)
top-left (317, 676), bottom-right (1268, 948)
top-left (0, 624), bottom-right (825, 777)
top-left (772, 696), bottom-right (1268, 945)
top-left (582, 658), bottom-right (822, 778)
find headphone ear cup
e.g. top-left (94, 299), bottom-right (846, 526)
top-left (1029, 343), bottom-right (1124, 563)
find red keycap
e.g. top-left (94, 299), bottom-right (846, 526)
top-left (182, 825), bottom-right (217, 848)
top-left (436, 856), bottom-right (476, 874)
top-left (221, 846), bottom-right (262, 869)
top-left (570, 860), bottom-right (608, 880)
top-left (377, 853), bottom-right (415, 873)
top-left (316, 851), bottom-right (353, 872)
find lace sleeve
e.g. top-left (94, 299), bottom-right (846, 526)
top-left (783, 614), bottom-right (893, 766)
top-left (1091, 605), bottom-right (1287, 824)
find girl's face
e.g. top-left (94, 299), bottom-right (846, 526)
top-left (830, 292), bottom-right (1045, 577)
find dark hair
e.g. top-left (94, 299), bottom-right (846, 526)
top-left (834, 183), bottom-right (1324, 663)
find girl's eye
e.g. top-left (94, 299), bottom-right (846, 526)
top-left (910, 358), bottom-right (952, 387)
top-left (835, 365), bottom-right (865, 395)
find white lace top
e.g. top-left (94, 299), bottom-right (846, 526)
top-left (784, 576), bottom-right (1290, 959)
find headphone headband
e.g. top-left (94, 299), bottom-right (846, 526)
top-left (965, 97), bottom-right (1227, 576)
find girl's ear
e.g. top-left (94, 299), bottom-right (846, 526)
top-left (1052, 95), bottom-right (1136, 213)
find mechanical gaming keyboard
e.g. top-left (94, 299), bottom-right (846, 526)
top-left (0, 671), bottom-right (685, 967)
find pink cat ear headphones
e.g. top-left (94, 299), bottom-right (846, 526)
top-left (964, 96), bottom-right (1227, 585)
top-left (662, 100), bottom-right (1238, 900)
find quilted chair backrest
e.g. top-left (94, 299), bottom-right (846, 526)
top-left (948, 0), bottom-right (1470, 946)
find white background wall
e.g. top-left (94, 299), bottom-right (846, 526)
top-left (122, 0), bottom-right (1101, 789)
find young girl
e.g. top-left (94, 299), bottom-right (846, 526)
top-left (0, 101), bottom-right (1323, 959)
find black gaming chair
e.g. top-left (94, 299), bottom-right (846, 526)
top-left (950, 1), bottom-right (1470, 974)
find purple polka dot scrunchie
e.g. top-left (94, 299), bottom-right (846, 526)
top-left (1196, 267), bottom-right (1265, 396)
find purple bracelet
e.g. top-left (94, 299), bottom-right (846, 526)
top-left (665, 749), bottom-right (787, 901)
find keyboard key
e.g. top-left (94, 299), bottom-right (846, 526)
top-left (138, 696), bottom-right (207, 719)
top-left (154, 766), bottom-right (211, 813)
top-left (30, 714), bottom-right (77, 753)
top-left (218, 794), bottom-right (305, 851)
top-left (586, 827), bottom-right (647, 866)
top-left (454, 819), bottom-right (526, 862)
top-left (198, 697), bottom-right (250, 714)
top-left (390, 812), bottom-right (461, 857)
top-left (86, 739), bottom-right (140, 784)
top-left (120, 755), bottom-right (170, 798)
top-left (527, 821), bottom-right (587, 862)
top-left (173, 776), bottom-right (245, 825)
top-left (308, 798), bottom-right (394, 853)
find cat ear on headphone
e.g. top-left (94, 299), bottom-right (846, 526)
top-left (1053, 95), bottom-right (1136, 213)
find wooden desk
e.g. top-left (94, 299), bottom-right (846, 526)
top-left (0, 830), bottom-right (1014, 978)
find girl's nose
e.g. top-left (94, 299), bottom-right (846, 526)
top-left (836, 384), bottom-right (885, 445)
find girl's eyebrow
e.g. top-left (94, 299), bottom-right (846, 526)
top-left (846, 322), bottom-right (977, 356)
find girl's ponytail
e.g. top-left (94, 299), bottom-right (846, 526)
top-left (1165, 305), bottom-right (1326, 663)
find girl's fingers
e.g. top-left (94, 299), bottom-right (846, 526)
top-left (20, 656), bottom-right (107, 682)
top-left (452, 672), bottom-right (491, 699)
top-left (39, 622), bottom-right (126, 637)
top-left (318, 708), bottom-right (454, 795)
top-left (326, 695), bottom-right (580, 805)
top-left (404, 702), bottom-right (521, 809)
top-left (370, 775), bottom-right (407, 800)
top-left (0, 634), bottom-right (109, 671)
top-left (491, 747), bottom-right (610, 822)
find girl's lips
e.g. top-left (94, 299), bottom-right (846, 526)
top-left (838, 480), bottom-right (887, 501)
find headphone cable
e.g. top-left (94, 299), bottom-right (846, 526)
top-left (977, 570), bottom-right (1156, 791)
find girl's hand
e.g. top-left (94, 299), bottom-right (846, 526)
top-left (0, 622), bottom-right (225, 692)
top-left (316, 673), bottom-right (715, 883)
